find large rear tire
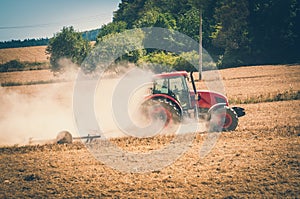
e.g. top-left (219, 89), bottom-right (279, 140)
top-left (142, 98), bottom-right (181, 127)
top-left (209, 106), bottom-right (238, 132)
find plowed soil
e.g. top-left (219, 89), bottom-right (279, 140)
top-left (0, 65), bottom-right (299, 198)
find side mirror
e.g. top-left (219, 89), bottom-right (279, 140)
top-left (149, 87), bottom-right (153, 94)
top-left (198, 93), bottom-right (201, 101)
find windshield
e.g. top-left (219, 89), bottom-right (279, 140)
top-left (153, 75), bottom-right (191, 109)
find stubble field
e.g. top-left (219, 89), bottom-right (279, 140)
top-left (0, 46), bottom-right (48, 63)
top-left (0, 64), bottom-right (299, 198)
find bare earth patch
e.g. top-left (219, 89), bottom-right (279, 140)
top-left (0, 101), bottom-right (299, 198)
top-left (0, 65), bottom-right (299, 198)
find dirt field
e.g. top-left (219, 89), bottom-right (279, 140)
top-left (0, 46), bottom-right (48, 63)
top-left (0, 65), bottom-right (299, 198)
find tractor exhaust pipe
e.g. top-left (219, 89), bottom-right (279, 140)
top-left (190, 71), bottom-right (199, 120)
top-left (190, 71), bottom-right (197, 95)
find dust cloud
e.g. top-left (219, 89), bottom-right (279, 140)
top-left (0, 58), bottom-right (79, 146)
top-left (94, 68), bottom-right (162, 138)
top-left (0, 65), bottom-right (207, 146)
top-left (0, 84), bottom-right (77, 146)
top-left (94, 67), bottom-right (207, 138)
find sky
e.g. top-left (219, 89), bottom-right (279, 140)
top-left (0, 0), bottom-right (121, 41)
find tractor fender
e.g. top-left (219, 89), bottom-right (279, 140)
top-left (144, 94), bottom-right (183, 117)
top-left (207, 103), bottom-right (227, 120)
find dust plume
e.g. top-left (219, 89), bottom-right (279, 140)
top-left (93, 67), bottom-right (208, 138)
top-left (0, 58), bottom-right (79, 146)
top-left (0, 84), bottom-right (77, 146)
top-left (0, 64), bottom-right (207, 146)
top-left (94, 67), bottom-right (156, 138)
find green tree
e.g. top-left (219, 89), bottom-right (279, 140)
top-left (177, 8), bottom-right (200, 41)
top-left (133, 9), bottom-right (176, 29)
top-left (137, 51), bottom-right (178, 72)
top-left (110, 0), bottom-right (300, 69)
top-left (248, 0), bottom-right (300, 64)
top-left (96, 21), bottom-right (128, 43)
top-left (46, 26), bottom-right (91, 72)
top-left (83, 29), bottom-right (145, 72)
top-left (211, 0), bottom-right (250, 67)
top-left (113, 0), bottom-right (147, 28)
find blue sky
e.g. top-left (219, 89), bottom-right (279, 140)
top-left (0, 0), bottom-right (120, 41)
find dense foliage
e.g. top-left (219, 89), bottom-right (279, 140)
top-left (98, 0), bottom-right (299, 68)
top-left (0, 60), bottom-right (25, 72)
top-left (46, 27), bottom-right (91, 73)
top-left (0, 60), bottom-right (47, 72)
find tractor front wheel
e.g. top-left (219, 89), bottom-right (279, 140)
top-left (209, 106), bottom-right (238, 132)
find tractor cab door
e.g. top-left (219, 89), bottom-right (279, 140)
top-left (169, 76), bottom-right (191, 110)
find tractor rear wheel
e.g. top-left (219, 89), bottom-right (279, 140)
top-left (142, 98), bottom-right (181, 127)
top-left (209, 106), bottom-right (238, 132)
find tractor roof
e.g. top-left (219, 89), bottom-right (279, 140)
top-left (153, 71), bottom-right (188, 79)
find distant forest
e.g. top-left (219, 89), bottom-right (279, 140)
top-left (0, 29), bottom-right (100, 49)
top-left (97, 0), bottom-right (299, 67)
top-left (0, 38), bottom-right (49, 49)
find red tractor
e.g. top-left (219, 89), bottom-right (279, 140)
top-left (142, 71), bottom-right (245, 131)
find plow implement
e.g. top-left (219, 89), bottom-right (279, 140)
top-left (29, 131), bottom-right (101, 145)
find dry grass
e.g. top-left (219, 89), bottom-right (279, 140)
top-left (0, 46), bottom-right (48, 63)
top-left (0, 70), bottom-right (63, 88)
top-left (0, 70), bottom-right (55, 84)
top-left (1, 65), bottom-right (299, 103)
top-left (220, 65), bottom-right (300, 102)
top-left (0, 69), bottom-right (77, 89)
top-left (229, 89), bottom-right (300, 104)
top-left (194, 65), bottom-right (300, 103)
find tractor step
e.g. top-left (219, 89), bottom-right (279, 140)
top-left (232, 107), bottom-right (246, 117)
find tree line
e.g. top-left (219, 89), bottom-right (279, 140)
top-left (108, 0), bottom-right (299, 68)
top-left (0, 38), bottom-right (49, 49)
top-left (0, 29), bottom-right (100, 49)
top-left (45, 0), bottom-right (300, 73)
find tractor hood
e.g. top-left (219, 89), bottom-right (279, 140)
top-left (193, 90), bottom-right (229, 109)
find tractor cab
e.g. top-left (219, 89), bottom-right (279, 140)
top-left (152, 71), bottom-right (192, 110)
